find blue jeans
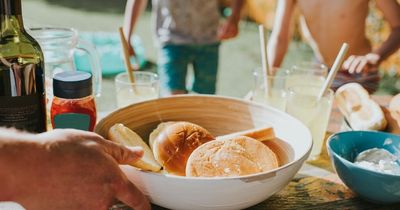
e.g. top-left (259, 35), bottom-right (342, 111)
top-left (158, 43), bottom-right (220, 95)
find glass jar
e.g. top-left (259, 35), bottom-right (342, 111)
top-left (50, 71), bottom-right (96, 131)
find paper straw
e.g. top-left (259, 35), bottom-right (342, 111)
top-left (118, 27), bottom-right (136, 85)
top-left (258, 25), bottom-right (271, 96)
top-left (317, 43), bottom-right (349, 100)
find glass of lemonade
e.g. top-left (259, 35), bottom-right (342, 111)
top-left (284, 62), bottom-right (328, 88)
top-left (252, 68), bottom-right (288, 111)
top-left (285, 85), bottom-right (334, 158)
top-left (115, 72), bottom-right (159, 108)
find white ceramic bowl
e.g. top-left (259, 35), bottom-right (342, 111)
top-left (96, 95), bottom-right (312, 210)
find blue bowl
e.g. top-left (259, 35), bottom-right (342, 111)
top-left (327, 131), bottom-right (400, 204)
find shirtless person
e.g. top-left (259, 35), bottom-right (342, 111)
top-left (268, 0), bottom-right (400, 93)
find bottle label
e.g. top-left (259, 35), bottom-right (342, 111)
top-left (0, 94), bottom-right (46, 133)
top-left (0, 54), bottom-right (46, 133)
top-left (53, 113), bottom-right (90, 131)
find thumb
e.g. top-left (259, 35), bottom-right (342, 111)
top-left (217, 24), bottom-right (227, 39)
top-left (101, 140), bottom-right (144, 164)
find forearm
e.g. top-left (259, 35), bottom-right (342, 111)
top-left (123, 0), bottom-right (148, 42)
top-left (268, 33), bottom-right (289, 68)
top-left (373, 27), bottom-right (400, 64)
top-left (267, 0), bottom-right (295, 69)
top-left (0, 129), bottom-right (40, 202)
top-left (229, 0), bottom-right (245, 23)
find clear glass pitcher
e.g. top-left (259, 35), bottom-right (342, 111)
top-left (28, 27), bottom-right (102, 97)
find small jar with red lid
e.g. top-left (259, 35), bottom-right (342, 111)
top-left (50, 71), bottom-right (97, 131)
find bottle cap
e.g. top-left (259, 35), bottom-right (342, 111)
top-left (53, 71), bottom-right (92, 99)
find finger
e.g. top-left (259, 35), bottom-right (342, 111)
top-left (60, 128), bottom-right (103, 140)
top-left (222, 27), bottom-right (237, 40)
top-left (100, 140), bottom-right (144, 164)
top-left (129, 45), bottom-right (137, 57)
top-left (349, 57), bottom-right (362, 74)
top-left (217, 24), bottom-right (229, 39)
top-left (217, 30), bottom-right (226, 40)
top-left (342, 55), bottom-right (355, 70)
top-left (355, 58), bottom-right (368, 74)
top-left (116, 180), bottom-right (151, 210)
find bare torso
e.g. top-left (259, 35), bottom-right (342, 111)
top-left (296, 0), bottom-right (372, 66)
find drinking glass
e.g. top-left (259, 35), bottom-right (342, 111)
top-left (284, 62), bottom-right (328, 88)
top-left (285, 85), bottom-right (334, 158)
top-left (252, 68), bottom-right (288, 111)
top-left (115, 72), bottom-right (159, 108)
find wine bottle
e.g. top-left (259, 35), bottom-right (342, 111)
top-left (0, 0), bottom-right (46, 133)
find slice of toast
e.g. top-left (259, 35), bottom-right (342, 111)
top-left (216, 125), bottom-right (275, 142)
top-left (109, 123), bottom-right (161, 172)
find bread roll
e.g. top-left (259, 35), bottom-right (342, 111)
top-left (216, 125), bottom-right (275, 142)
top-left (387, 94), bottom-right (400, 134)
top-left (335, 83), bottom-right (387, 130)
top-left (149, 122), bottom-right (177, 150)
top-left (152, 122), bottom-right (215, 176)
top-left (108, 123), bottom-right (161, 172)
top-left (186, 136), bottom-right (279, 177)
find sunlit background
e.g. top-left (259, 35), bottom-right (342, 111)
top-left (22, 0), bottom-right (400, 111)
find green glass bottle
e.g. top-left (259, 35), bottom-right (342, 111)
top-left (0, 0), bottom-right (46, 133)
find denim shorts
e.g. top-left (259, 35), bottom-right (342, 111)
top-left (158, 43), bottom-right (220, 95)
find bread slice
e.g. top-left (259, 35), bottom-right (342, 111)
top-left (108, 123), bottom-right (161, 172)
top-left (389, 93), bottom-right (400, 113)
top-left (216, 125), bottom-right (275, 142)
top-left (149, 122), bottom-right (177, 150)
top-left (387, 93), bottom-right (400, 134)
top-left (186, 136), bottom-right (279, 177)
top-left (335, 83), bottom-right (387, 131)
top-left (151, 121), bottom-right (215, 176)
top-left (382, 106), bottom-right (400, 134)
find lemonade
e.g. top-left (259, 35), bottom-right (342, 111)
top-left (253, 89), bottom-right (286, 111)
top-left (286, 85), bottom-right (333, 158)
top-left (284, 61), bottom-right (327, 89)
top-left (285, 74), bottom-right (325, 89)
top-left (116, 86), bottom-right (158, 107)
top-left (115, 72), bottom-right (159, 108)
top-left (252, 71), bottom-right (287, 111)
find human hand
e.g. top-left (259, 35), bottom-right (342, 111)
top-left (2, 129), bottom-right (150, 210)
top-left (122, 29), bottom-right (136, 57)
top-left (342, 53), bottom-right (380, 74)
top-left (127, 42), bottom-right (137, 57)
top-left (217, 17), bottom-right (240, 40)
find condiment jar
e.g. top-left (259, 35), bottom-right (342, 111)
top-left (50, 71), bottom-right (97, 131)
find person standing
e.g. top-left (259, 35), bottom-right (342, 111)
top-left (124, 0), bottom-right (244, 95)
top-left (267, 0), bottom-right (400, 93)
